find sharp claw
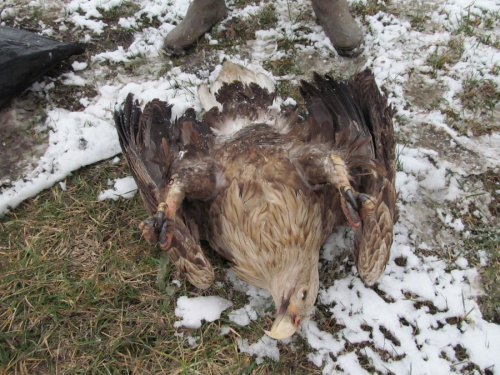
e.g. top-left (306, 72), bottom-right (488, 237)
top-left (346, 201), bottom-right (360, 226)
top-left (156, 210), bottom-right (165, 231)
top-left (155, 202), bottom-right (167, 231)
top-left (342, 187), bottom-right (359, 211)
top-left (338, 185), bottom-right (361, 228)
top-left (159, 219), bottom-right (169, 246)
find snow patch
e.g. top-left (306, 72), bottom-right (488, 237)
top-left (98, 176), bottom-right (137, 201)
top-left (237, 335), bottom-right (280, 364)
top-left (174, 296), bottom-right (232, 329)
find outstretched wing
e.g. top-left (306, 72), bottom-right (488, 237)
top-left (114, 94), bottom-right (216, 289)
top-left (300, 70), bottom-right (397, 284)
top-left (114, 94), bottom-right (216, 212)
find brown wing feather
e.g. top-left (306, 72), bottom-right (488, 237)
top-left (348, 70), bottom-right (396, 184)
top-left (348, 71), bottom-right (397, 223)
top-left (300, 74), bottom-right (383, 176)
top-left (300, 70), bottom-right (397, 284)
top-left (114, 93), bottom-right (169, 215)
top-left (301, 74), bottom-right (372, 153)
top-left (167, 217), bottom-right (214, 290)
top-left (115, 95), bottom-right (216, 210)
top-left (353, 179), bottom-right (395, 284)
top-left (115, 95), bottom-right (216, 289)
top-left (348, 70), bottom-right (397, 284)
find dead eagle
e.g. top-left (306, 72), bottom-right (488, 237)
top-left (114, 62), bottom-right (397, 340)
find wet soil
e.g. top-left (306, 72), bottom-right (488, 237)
top-left (0, 93), bottom-right (48, 187)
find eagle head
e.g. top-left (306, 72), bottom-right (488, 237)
top-left (265, 258), bottom-right (320, 340)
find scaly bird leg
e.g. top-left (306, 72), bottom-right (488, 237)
top-left (158, 174), bottom-right (185, 250)
top-left (330, 154), bottom-right (375, 228)
top-left (293, 148), bottom-right (376, 227)
top-left (155, 202), bottom-right (167, 230)
top-left (138, 174), bottom-right (186, 249)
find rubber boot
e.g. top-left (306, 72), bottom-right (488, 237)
top-left (311, 0), bottom-right (364, 57)
top-left (163, 0), bottom-right (228, 56)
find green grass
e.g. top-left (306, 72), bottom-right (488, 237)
top-left (443, 75), bottom-right (500, 136)
top-left (198, 3), bottom-right (279, 54)
top-left (422, 36), bottom-right (465, 79)
top-left (462, 170), bottom-right (500, 324)
top-left (445, 6), bottom-right (500, 48)
top-left (264, 56), bottom-right (301, 78)
top-left (459, 76), bottom-right (499, 113)
top-left (351, 0), bottom-right (389, 18)
top-left (0, 159), bottom-right (325, 374)
top-left (97, 1), bottom-right (142, 23)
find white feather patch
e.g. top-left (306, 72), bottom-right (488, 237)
top-left (198, 61), bottom-right (275, 112)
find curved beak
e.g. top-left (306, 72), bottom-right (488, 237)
top-left (265, 301), bottom-right (302, 340)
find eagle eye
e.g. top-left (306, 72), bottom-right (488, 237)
top-left (300, 290), bottom-right (307, 300)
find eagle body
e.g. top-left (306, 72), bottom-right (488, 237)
top-left (205, 125), bottom-right (337, 294)
top-left (114, 62), bottom-right (397, 339)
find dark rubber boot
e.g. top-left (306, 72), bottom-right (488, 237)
top-left (162, 0), bottom-right (228, 56)
top-left (311, 0), bottom-right (364, 57)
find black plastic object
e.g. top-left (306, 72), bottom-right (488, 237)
top-left (0, 25), bottom-right (86, 110)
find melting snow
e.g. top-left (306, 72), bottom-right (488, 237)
top-left (98, 176), bottom-right (137, 201)
top-left (174, 296), bottom-right (233, 329)
top-left (1, 0), bottom-right (499, 372)
top-left (238, 335), bottom-right (280, 364)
